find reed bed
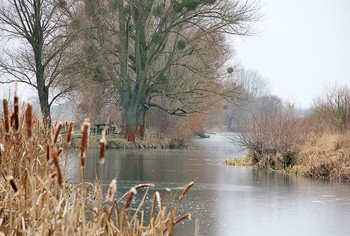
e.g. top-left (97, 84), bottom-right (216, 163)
top-left (0, 94), bottom-right (194, 235)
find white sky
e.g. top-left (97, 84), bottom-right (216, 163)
top-left (231, 0), bottom-right (350, 108)
top-left (1, 0), bottom-right (350, 109)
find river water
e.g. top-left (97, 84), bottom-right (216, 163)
top-left (67, 132), bottom-right (350, 236)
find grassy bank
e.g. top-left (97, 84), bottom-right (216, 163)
top-left (225, 132), bottom-right (350, 181)
top-left (69, 134), bottom-right (188, 149)
top-left (0, 97), bottom-right (195, 235)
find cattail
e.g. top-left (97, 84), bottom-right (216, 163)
top-left (179, 181), bottom-right (194, 200)
top-left (13, 90), bottom-right (19, 131)
top-left (10, 112), bottom-right (15, 129)
top-left (174, 214), bottom-right (191, 225)
top-left (50, 172), bottom-right (57, 179)
top-left (123, 187), bottom-right (137, 210)
top-left (52, 149), bottom-right (63, 186)
top-left (99, 129), bottom-right (107, 164)
top-left (80, 119), bottom-right (90, 168)
top-left (25, 102), bottom-right (33, 139)
top-left (46, 144), bottom-right (50, 161)
top-left (53, 122), bottom-right (62, 145)
top-left (66, 122), bottom-right (74, 145)
top-left (8, 176), bottom-right (18, 193)
top-left (106, 179), bottom-right (117, 201)
top-left (135, 183), bottom-right (155, 190)
top-left (47, 129), bottom-right (52, 143)
top-left (3, 99), bottom-right (10, 133)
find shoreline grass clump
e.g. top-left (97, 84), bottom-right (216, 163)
top-left (0, 94), bottom-right (195, 235)
top-left (224, 156), bottom-right (252, 166)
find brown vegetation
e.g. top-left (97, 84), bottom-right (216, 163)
top-left (0, 96), bottom-right (195, 235)
top-left (289, 132), bottom-right (350, 181)
top-left (227, 84), bottom-right (350, 181)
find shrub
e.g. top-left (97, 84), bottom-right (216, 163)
top-left (313, 84), bottom-right (350, 133)
top-left (234, 107), bottom-right (309, 169)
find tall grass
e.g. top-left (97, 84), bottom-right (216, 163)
top-left (0, 94), bottom-right (195, 235)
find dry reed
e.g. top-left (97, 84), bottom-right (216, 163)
top-left (0, 93), bottom-right (195, 235)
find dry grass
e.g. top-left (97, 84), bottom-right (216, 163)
top-left (0, 95), bottom-right (195, 235)
top-left (289, 132), bottom-right (350, 181)
top-left (224, 157), bottom-right (252, 166)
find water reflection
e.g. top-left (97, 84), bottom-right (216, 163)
top-left (67, 133), bottom-right (350, 236)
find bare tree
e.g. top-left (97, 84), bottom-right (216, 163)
top-left (314, 84), bottom-right (350, 132)
top-left (73, 0), bottom-right (261, 142)
top-left (224, 67), bottom-right (270, 131)
top-left (0, 0), bottom-right (80, 121)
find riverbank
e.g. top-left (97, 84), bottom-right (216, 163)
top-left (69, 133), bottom-right (189, 149)
top-left (225, 132), bottom-right (350, 182)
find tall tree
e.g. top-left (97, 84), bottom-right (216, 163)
top-left (77, 0), bottom-right (260, 142)
top-left (0, 0), bottom-right (80, 121)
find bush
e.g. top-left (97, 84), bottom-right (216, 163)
top-left (313, 84), bottom-right (350, 133)
top-left (234, 107), bottom-right (309, 169)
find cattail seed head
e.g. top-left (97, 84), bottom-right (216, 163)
top-left (53, 122), bottom-right (62, 145)
top-left (99, 130), bottom-right (107, 164)
top-left (3, 99), bottom-right (10, 133)
top-left (25, 102), bottom-right (33, 140)
top-left (52, 149), bottom-right (63, 186)
top-left (46, 144), bottom-right (50, 161)
top-left (135, 183), bottom-right (155, 190)
top-left (174, 214), bottom-right (191, 225)
top-left (10, 112), bottom-right (15, 129)
top-left (50, 172), bottom-right (57, 179)
top-left (8, 176), bottom-right (18, 193)
top-left (124, 187), bottom-right (137, 210)
top-left (81, 155), bottom-right (85, 168)
top-left (179, 182), bottom-right (194, 200)
top-left (106, 179), bottom-right (117, 201)
top-left (67, 122), bottom-right (74, 145)
top-left (13, 92), bottom-right (19, 131)
top-left (80, 119), bottom-right (90, 168)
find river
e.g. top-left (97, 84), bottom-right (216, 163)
top-left (67, 132), bottom-right (350, 235)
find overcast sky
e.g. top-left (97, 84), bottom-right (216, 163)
top-left (1, 0), bottom-right (349, 109)
top-left (232, 0), bottom-right (350, 108)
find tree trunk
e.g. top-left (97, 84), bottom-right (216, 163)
top-left (124, 103), bottom-right (138, 143)
top-left (33, 4), bottom-right (51, 124)
top-left (125, 123), bottom-right (137, 143)
top-left (36, 63), bottom-right (51, 124)
top-left (227, 114), bottom-right (234, 132)
top-left (38, 87), bottom-right (51, 124)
